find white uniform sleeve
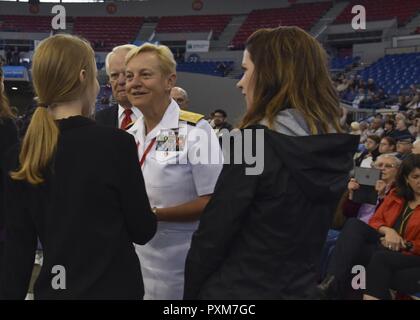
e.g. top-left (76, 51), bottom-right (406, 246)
top-left (189, 119), bottom-right (223, 196)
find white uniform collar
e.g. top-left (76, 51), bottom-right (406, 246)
top-left (128, 99), bottom-right (180, 143)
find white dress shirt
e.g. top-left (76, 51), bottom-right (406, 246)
top-left (117, 104), bottom-right (142, 129)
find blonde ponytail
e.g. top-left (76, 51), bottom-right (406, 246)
top-left (9, 34), bottom-right (96, 185)
top-left (10, 107), bottom-right (59, 185)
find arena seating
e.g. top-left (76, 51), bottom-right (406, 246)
top-left (177, 61), bottom-right (234, 77)
top-left (334, 0), bottom-right (420, 26)
top-left (155, 15), bottom-right (232, 37)
top-left (73, 16), bottom-right (143, 52)
top-left (95, 85), bottom-right (113, 112)
top-left (358, 52), bottom-right (420, 95)
top-left (330, 56), bottom-right (360, 71)
top-left (230, 2), bottom-right (332, 49)
top-left (0, 15), bottom-right (52, 32)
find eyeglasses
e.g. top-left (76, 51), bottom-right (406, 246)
top-left (372, 162), bottom-right (398, 169)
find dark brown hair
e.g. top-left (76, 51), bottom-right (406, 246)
top-left (396, 154), bottom-right (420, 201)
top-left (239, 26), bottom-right (342, 134)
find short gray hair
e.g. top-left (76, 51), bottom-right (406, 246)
top-left (171, 86), bottom-right (189, 100)
top-left (376, 153), bottom-right (402, 167)
top-left (105, 44), bottom-right (137, 75)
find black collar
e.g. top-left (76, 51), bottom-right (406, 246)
top-left (56, 116), bottom-right (95, 131)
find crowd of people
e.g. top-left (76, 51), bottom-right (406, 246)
top-left (0, 26), bottom-right (419, 300)
top-left (333, 73), bottom-right (420, 111)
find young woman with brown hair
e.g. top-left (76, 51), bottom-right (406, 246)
top-left (184, 26), bottom-right (359, 299)
top-left (0, 34), bottom-right (156, 299)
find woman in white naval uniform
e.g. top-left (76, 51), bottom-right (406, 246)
top-left (125, 43), bottom-right (223, 299)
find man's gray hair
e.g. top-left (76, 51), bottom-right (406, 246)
top-left (105, 44), bottom-right (137, 75)
top-left (172, 86), bottom-right (189, 100)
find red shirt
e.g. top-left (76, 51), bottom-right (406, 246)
top-left (369, 190), bottom-right (420, 256)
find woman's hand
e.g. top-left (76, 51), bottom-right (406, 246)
top-left (348, 178), bottom-right (360, 200)
top-left (380, 228), bottom-right (405, 251)
top-left (375, 180), bottom-right (387, 198)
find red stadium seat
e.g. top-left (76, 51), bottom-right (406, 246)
top-left (230, 2), bottom-right (332, 50)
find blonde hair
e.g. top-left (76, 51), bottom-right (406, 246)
top-left (125, 43), bottom-right (176, 75)
top-left (11, 34), bottom-right (97, 185)
top-left (105, 44), bottom-right (137, 75)
top-left (239, 27), bottom-right (343, 134)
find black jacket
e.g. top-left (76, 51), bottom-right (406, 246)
top-left (0, 116), bottom-right (157, 299)
top-left (0, 117), bottom-right (18, 239)
top-left (95, 105), bottom-right (118, 128)
top-left (184, 125), bottom-right (359, 299)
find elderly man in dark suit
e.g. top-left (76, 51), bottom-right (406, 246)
top-left (96, 44), bottom-right (141, 130)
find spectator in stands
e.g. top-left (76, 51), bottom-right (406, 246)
top-left (379, 136), bottom-right (397, 155)
top-left (342, 88), bottom-right (357, 102)
top-left (372, 89), bottom-right (388, 106)
top-left (368, 118), bottom-right (384, 138)
top-left (210, 109), bottom-right (233, 138)
top-left (0, 66), bottom-right (18, 277)
top-left (170, 86), bottom-right (189, 110)
top-left (407, 94), bottom-right (420, 110)
top-left (359, 121), bottom-right (369, 143)
top-left (96, 44), bottom-right (140, 130)
top-left (352, 88), bottom-right (366, 108)
top-left (355, 135), bottom-right (381, 168)
top-left (318, 154), bottom-right (420, 300)
top-left (367, 78), bottom-right (376, 92)
top-left (184, 26), bottom-right (359, 300)
top-left (412, 139), bottom-right (420, 155)
top-left (394, 119), bottom-right (412, 141)
top-left (401, 85), bottom-right (417, 98)
top-left (358, 79), bottom-right (366, 90)
top-left (395, 95), bottom-right (409, 111)
top-left (350, 121), bottom-right (361, 135)
top-left (396, 136), bottom-right (414, 160)
top-left (336, 78), bottom-right (349, 94)
top-left (408, 117), bottom-right (419, 137)
top-left (344, 154), bottom-right (400, 224)
top-left (0, 34), bottom-right (157, 300)
top-left (415, 118), bottom-right (420, 141)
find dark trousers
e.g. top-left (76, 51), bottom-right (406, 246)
top-left (328, 218), bottom-right (420, 299)
top-left (327, 218), bottom-right (383, 297)
top-left (366, 251), bottom-right (420, 299)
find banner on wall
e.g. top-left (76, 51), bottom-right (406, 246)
top-left (2, 66), bottom-right (29, 81)
top-left (186, 40), bottom-right (210, 53)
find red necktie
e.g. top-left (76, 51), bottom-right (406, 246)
top-left (120, 108), bottom-right (133, 130)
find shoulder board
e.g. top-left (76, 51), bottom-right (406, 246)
top-left (179, 110), bottom-right (204, 126)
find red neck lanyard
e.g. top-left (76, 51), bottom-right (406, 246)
top-left (138, 138), bottom-right (156, 167)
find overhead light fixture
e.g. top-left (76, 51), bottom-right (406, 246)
top-left (11, 87), bottom-right (18, 90)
